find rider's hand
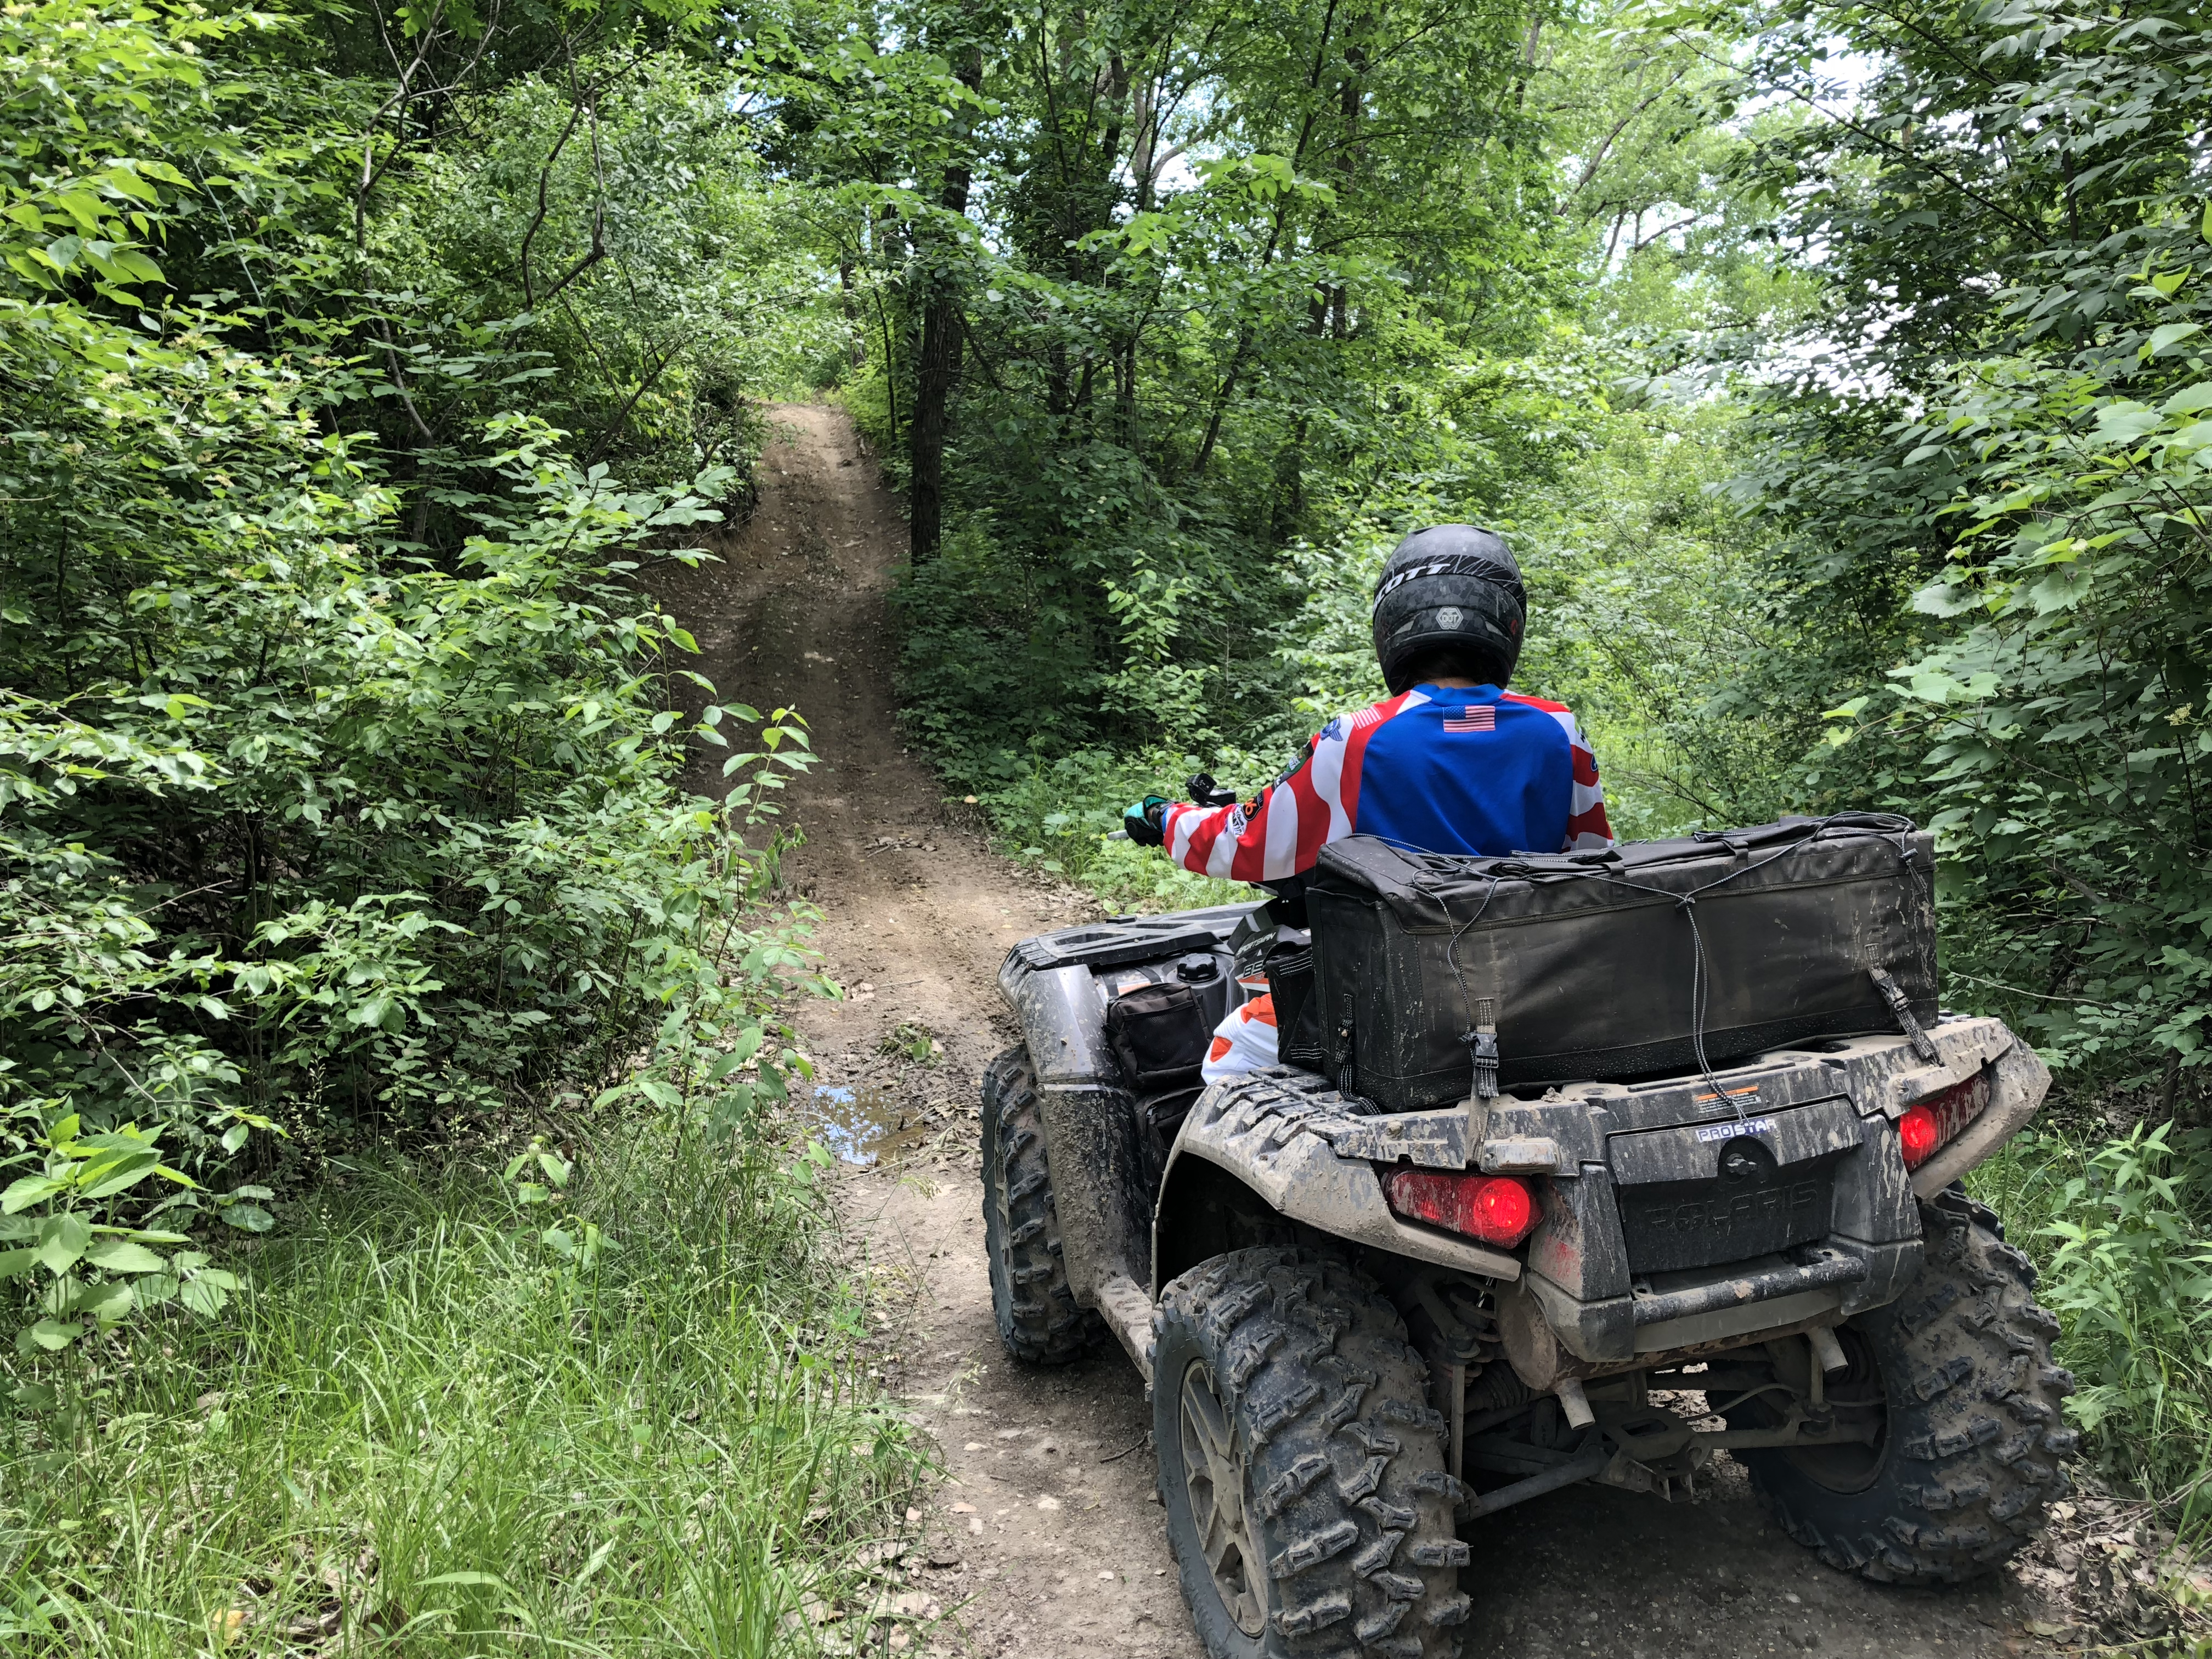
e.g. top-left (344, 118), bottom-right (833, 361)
top-left (1122, 796), bottom-right (1170, 848)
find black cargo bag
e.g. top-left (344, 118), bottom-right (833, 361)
top-left (1307, 814), bottom-right (1938, 1114)
top-left (1105, 980), bottom-right (1212, 1094)
top-left (1263, 927), bottom-right (1329, 1073)
top-left (1106, 980), bottom-right (1214, 1143)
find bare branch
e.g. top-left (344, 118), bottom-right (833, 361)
top-left (1568, 62), bottom-right (1693, 200)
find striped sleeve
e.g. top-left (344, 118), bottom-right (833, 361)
top-left (1565, 717), bottom-right (1613, 851)
top-left (1156, 694), bottom-right (1418, 882)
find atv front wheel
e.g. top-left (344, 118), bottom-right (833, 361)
top-left (980, 1045), bottom-right (1102, 1363)
top-left (1154, 1247), bottom-right (1471, 1659)
top-left (1729, 1188), bottom-right (2077, 1584)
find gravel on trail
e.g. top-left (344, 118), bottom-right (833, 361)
top-left (649, 403), bottom-right (2111, 1659)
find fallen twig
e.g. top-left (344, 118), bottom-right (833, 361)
top-left (1098, 1434), bottom-right (1152, 1464)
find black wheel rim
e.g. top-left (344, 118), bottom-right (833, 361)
top-left (1178, 1359), bottom-right (1266, 1637)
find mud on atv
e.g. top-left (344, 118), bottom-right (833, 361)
top-left (979, 824), bottom-right (2073, 1659)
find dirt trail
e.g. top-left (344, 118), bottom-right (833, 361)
top-left (655, 405), bottom-right (2063, 1659)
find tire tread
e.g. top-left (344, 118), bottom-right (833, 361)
top-left (1155, 1247), bottom-right (1465, 1658)
top-left (979, 1046), bottom-right (1102, 1364)
top-left (1742, 1190), bottom-right (2072, 1585)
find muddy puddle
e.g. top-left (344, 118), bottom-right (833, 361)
top-left (807, 1081), bottom-right (932, 1165)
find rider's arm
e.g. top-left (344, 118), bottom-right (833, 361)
top-left (1157, 725), bottom-right (1350, 882)
top-left (1565, 719), bottom-right (1613, 851)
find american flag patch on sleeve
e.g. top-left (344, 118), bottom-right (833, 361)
top-left (1442, 704), bottom-right (1496, 732)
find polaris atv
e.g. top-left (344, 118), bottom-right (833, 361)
top-left (978, 806), bottom-right (2071, 1659)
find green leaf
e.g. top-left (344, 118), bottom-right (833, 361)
top-left (218, 1204), bottom-right (274, 1233)
top-left (75, 1280), bottom-right (133, 1322)
top-left (2092, 402), bottom-right (2161, 441)
top-left (81, 1151), bottom-right (161, 1199)
top-left (0, 1249), bottom-right (37, 1279)
top-left (35, 1214), bottom-right (92, 1276)
top-left (2140, 322), bottom-right (2202, 360)
top-left (27, 1318), bottom-right (81, 1351)
top-left (1, 1176), bottom-right (65, 1215)
top-left (1911, 581), bottom-right (1979, 618)
top-left (84, 1238), bottom-right (167, 1273)
top-left (178, 1276), bottom-right (229, 1317)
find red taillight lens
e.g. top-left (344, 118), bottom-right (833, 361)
top-left (1383, 1169), bottom-right (1537, 1246)
top-left (1898, 1105), bottom-right (1941, 1166)
top-left (1897, 1073), bottom-right (1989, 1170)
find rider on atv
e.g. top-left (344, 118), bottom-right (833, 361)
top-left (1121, 524), bottom-right (1612, 1079)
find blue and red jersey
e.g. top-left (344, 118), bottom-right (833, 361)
top-left (1159, 684), bottom-right (1613, 883)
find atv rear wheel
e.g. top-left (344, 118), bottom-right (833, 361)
top-left (1728, 1188), bottom-right (2076, 1584)
top-left (980, 1045), bottom-right (1102, 1364)
top-left (1154, 1247), bottom-right (1471, 1659)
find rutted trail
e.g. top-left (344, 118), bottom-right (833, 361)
top-left (654, 405), bottom-right (2063, 1659)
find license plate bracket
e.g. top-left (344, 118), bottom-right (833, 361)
top-left (1609, 1098), bottom-right (1860, 1274)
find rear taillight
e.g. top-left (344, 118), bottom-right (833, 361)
top-left (1383, 1169), bottom-right (1538, 1246)
top-left (1897, 1073), bottom-right (1989, 1170)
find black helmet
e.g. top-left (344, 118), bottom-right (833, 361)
top-left (1370, 524), bottom-right (1526, 695)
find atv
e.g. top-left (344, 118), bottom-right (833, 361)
top-left (978, 806), bottom-right (2072, 1659)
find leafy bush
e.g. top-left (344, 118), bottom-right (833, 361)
top-left (1811, 350), bottom-right (2212, 1094)
top-left (1973, 1124), bottom-right (2212, 1523)
top-left (0, 0), bottom-right (838, 1364)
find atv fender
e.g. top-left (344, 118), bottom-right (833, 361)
top-left (1908, 1023), bottom-right (2051, 1197)
top-left (998, 962), bottom-right (1158, 1319)
top-left (1152, 1070), bottom-right (1523, 1295)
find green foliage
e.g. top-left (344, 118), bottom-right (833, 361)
top-left (847, 0), bottom-right (1573, 783)
top-left (0, 0), bottom-right (845, 1338)
top-left (1728, 0), bottom-right (2211, 1108)
top-left (0, 1118), bottom-right (926, 1652)
top-left (0, 1107), bottom-right (268, 1363)
top-left (1836, 352), bottom-right (2212, 1086)
top-left (1973, 1125), bottom-right (2212, 1521)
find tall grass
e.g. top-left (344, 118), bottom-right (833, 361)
top-left (0, 1119), bottom-right (926, 1655)
top-left (1970, 1121), bottom-right (2212, 1530)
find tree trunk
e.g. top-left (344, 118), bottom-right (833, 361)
top-left (909, 47), bottom-right (984, 563)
